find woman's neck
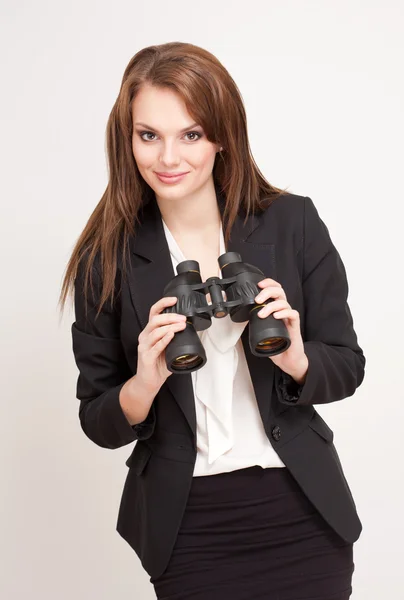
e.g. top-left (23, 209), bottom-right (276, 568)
top-left (156, 182), bottom-right (222, 239)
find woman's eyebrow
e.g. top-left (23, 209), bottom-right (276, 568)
top-left (134, 122), bottom-right (200, 133)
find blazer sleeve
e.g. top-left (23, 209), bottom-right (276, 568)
top-left (71, 255), bottom-right (156, 449)
top-left (275, 195), bottom-right (366, 406)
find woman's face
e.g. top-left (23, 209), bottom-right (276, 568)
top-left (131, 84), bottom-right (220, 201)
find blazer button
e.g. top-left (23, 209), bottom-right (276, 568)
top-left (271, 425), bottom-right (281, 441)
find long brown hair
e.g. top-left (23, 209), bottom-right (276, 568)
top-left (58, 42), bottom-right (289, 319)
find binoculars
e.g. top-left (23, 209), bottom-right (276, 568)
top-left (162, 251), bottom-right (291, 374)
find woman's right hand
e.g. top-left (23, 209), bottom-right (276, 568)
top-left (136, 296), bottom-right (186, 393)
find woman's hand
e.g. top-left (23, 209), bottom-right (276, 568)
top-left (136, 296), bottom-right (187, 393)
top-left (254, 278), bottom-right (309, 384)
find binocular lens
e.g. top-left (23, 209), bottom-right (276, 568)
top-left (171, 353), bottom-right (205, 371)
top-left (255, 336), bottom-right (287, 353)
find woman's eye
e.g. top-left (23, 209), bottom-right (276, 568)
top-left (140, 132), bottom-right (157, 141)
top-left (184, 131), bottom-right (202, 141)
top-left (139, 131), bottom-right (202, 142)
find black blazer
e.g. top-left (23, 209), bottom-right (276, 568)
top-left (71, 185), bottom-right (366, 580)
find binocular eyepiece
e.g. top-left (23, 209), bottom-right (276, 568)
top-left (162, 252), bottom-right (291, 374)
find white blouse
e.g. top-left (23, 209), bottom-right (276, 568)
top-left (161, 217), bottom-right (285, 477)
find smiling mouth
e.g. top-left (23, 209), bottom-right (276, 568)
top-left (155, 172), bottom-right (189, 183)
top-left (156, 172), bottom-right (189, 177)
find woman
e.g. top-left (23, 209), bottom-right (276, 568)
top-left (60, 42), bottom-right (366, 599)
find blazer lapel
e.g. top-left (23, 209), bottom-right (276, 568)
top-left (128, 185), bottom-right (277, 439)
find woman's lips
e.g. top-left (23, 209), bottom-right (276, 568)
top-left (155, 172), bottom-right (189, 184)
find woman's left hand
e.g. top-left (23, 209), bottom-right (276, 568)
top-left (254, 278), bottom-right (309, 384)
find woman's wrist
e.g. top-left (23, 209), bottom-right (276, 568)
top-left (289, 355), bottom-right (309, 385)
top-left (119, 375), bottom-right (158, 426)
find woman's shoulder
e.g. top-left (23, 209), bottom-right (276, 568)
top-left (258, 190), bottom-right (308, 235)
top-left (262, 191), bottom-right (326, 232)
top-left (264, 190), bottom-right (307, 216)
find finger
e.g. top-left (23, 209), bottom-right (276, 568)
top-left (144, 297), bottom-right (180, 335)
top-left (151, 320), bottom-right (186, 345)
top-left (272, 308), bottom-right (300, 321)
top-left (257, 278), bottom-right (282, 288)
top-left (257, 299), bottom-right (290, 317)
top-left (149, 296), bottom-right (178, 320)
top-left (140, 312), bottom-right (182, 344)
top-left (159, 330), bottom-right (176, 351)
top-left (139, 323), bottom-right (185, 353)
top-left (144, 330), bottom-right (174, 358)
top-left (143, 320), bottom-right (186, 350)
top-left (151, 329), bottom-right (175, 354)
top-left (151, 312), bottom-right (186, 329)
top-left (255, 286), bottom-right (287, 303)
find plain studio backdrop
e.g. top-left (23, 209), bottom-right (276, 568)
top-left (1, 1), bottom-right (403, 598)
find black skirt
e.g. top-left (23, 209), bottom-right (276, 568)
top-left (150, 465), bottom-right (354, 600)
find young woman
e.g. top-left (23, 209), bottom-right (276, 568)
top-left (60, 42), bottom-right (366, 599)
